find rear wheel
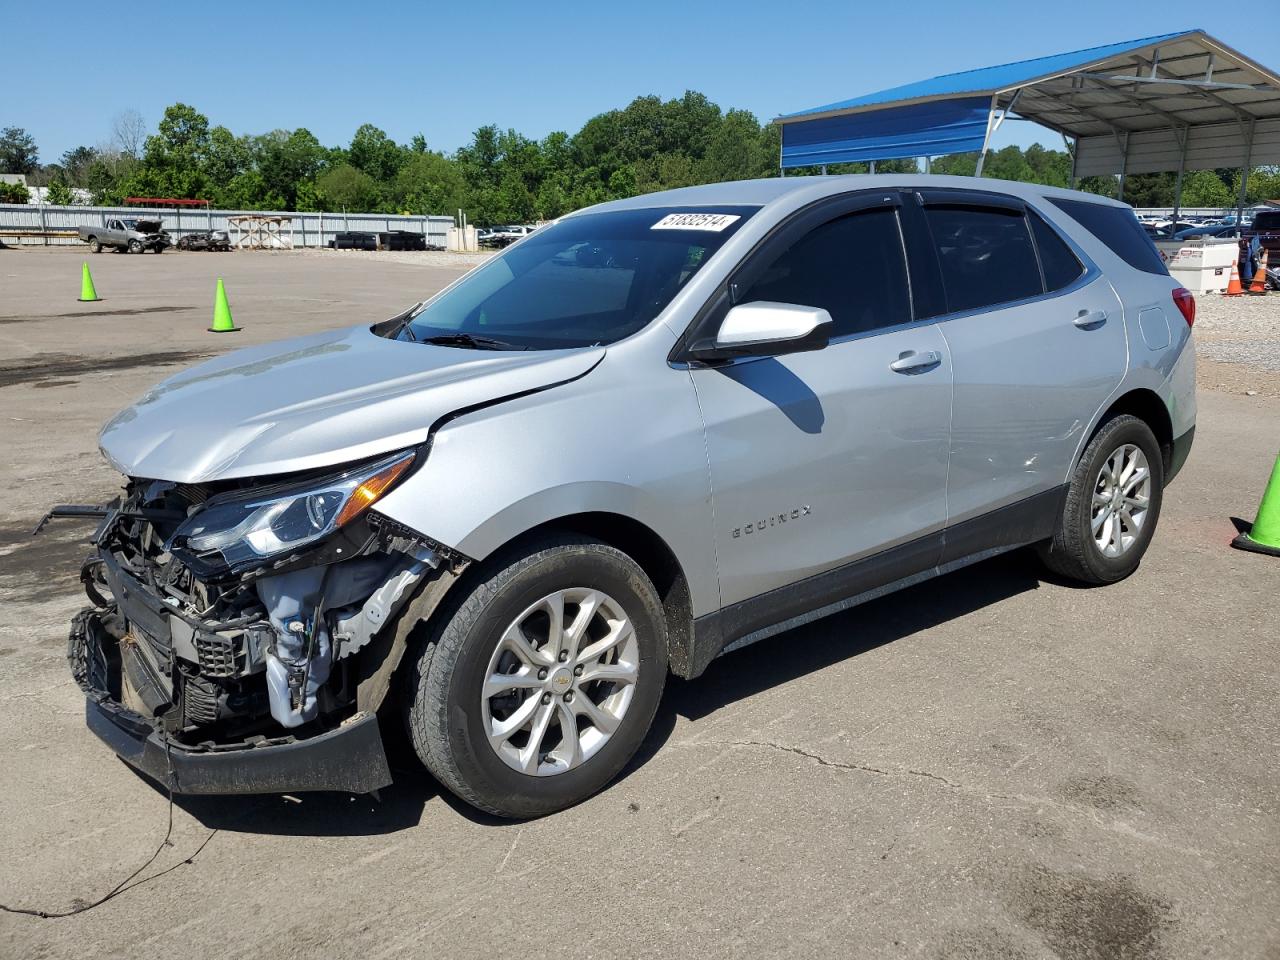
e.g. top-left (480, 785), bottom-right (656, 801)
top-left (88, 238), bottom-right (101, 254)
top-left (1037, 413), bottom-right (1164, 584)
top-left (405, 536), bottom-right (667, 818)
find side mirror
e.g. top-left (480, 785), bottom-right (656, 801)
top-left (688, 301), bottom-right (833, 362)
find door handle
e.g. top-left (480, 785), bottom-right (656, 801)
top-left (1073, 309), bottom-right (1108, 329)
top-left (889, 350), bottom-right (942, 374)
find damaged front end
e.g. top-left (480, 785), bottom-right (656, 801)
top-left (58, 450), bottom-right (465, 795)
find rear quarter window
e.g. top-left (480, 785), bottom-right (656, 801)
top-left (1029, 211), bottom-right (1085, 292)
top-left (1048, 198), bottom-right (1168, 276)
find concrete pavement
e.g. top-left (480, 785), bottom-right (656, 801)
top-left (1, 248), bottom-right (1276, 959)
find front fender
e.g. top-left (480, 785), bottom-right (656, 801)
top-left (370, 356), bottom-right (720, 618)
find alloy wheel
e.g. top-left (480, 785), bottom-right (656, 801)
top-left (1092, 443), bottom-right (1152, 558)
top-left (481, 588), bottom-right (639, 777)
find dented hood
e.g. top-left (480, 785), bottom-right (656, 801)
top-left (99, 325), bottom-right (604, 483)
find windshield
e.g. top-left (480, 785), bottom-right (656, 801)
top-left (399, 205), bottom-right (757, 349)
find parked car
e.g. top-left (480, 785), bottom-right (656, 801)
top-left (1171, 223), bottom-right (1240, 241)
top-left (480, 224), bottom-right (536, 248)
top-left (78, 217), bottom-right (170, 254)
top-left (51, 176), bottom-right (1195, 818)
top-left (176, 230), bottom-right (231, 252)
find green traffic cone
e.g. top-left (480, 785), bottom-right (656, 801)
top-left (209, 277), bottom-right (239, 333)
top-left (1232, 454), bottom-right (1280, 558)
top-left (78, 262), bottom-right (100, 302)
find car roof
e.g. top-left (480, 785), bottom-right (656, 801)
top-left (573, 174), bottom-right (1135, 219)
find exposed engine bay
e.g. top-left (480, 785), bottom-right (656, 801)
top-left (53, 451), bottom-right (468, 793)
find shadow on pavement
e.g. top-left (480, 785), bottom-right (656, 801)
top-left (619, 550), bottom-right (1043, 780)
top-left (173, 549), bottom-right (1043, 836)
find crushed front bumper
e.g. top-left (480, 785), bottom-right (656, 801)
top-left (72, 609), bottom-right (392, 795)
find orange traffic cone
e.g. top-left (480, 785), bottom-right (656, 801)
top-left (1224, 261), bottom-right (1245, 296)
top-left (1248, 248), bottom-right (1269, 295)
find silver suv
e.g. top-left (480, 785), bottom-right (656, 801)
top-left (57, 176), bottom-right (1196, 817)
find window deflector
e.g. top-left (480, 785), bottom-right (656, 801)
top-left (672, 191), bottom-right (902, 363)
top-left (915, 188), bottom-right (1025, 214)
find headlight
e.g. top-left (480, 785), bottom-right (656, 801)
top-left (174, 451), bottom-right (415, 570)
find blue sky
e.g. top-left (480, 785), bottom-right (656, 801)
top-left (5, 1), bottom-right (1276, 163)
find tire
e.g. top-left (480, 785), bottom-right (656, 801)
top-left (88, 238), bottom-right (101, 254)
top-left (128, 239), bottom-right (142, 254)
top-left (405, 535), bottom-right (668, 818)
top-left (1037, 413), bottom-right (1164, 584)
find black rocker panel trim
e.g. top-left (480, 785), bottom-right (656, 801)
top-left (679, 485), bottom-right (1067, 679)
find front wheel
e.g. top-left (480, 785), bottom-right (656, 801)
top-left (1037, 413), bottom-right (1164, 584)
top-left (405, 536), bottom-right (668, 818)
top-left (128, 239), bottom-right (142, 254)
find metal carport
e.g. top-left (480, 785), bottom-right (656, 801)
top-left (776, 30), bottom-right (1280, 221)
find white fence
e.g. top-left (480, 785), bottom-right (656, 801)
top-left (0, 203), bottom-right (454, 248)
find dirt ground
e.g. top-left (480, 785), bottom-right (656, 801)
top-left (1, 247), bottom-right (1277, 960)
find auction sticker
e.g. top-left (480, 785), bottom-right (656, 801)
top-left (651, 212), bottom-right (741, 232)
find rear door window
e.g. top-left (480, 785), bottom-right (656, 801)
top-left (738, 207), bottom-right (912, 338)
top-left (923, 206), bottom-right (1042, 313)
top-left (1048, 198), bottom-right (1168, 276)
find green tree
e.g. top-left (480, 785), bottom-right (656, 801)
top-left (1023, 143), bottom-right (1071, 186)
top-left (392, 150), bottom-right (468, 216)
top-left (59, 146), bottom-right (98, 185)
top-left (0, 127), bottom-right (38, 174)
top-left (1078, 175), bottom-right (1118, 198)
top-left (45, 178), bottom-right (74, 205)
top-left (931, 152), bottom-right (978, 176)
top-left (315, 163), bottom-right (381, 211)
top-left (1180, 169), bottom-right (1235, 207)
top-left (203, 125), bottom-right (253, 200)
top-left (349, 124), bottom-right (405, 183)
top-left (0, 180), bottom-right (30, 203)
top-left (1245, 166), bottom-right (1280, 205)
top-left (255, 128), bottom-right (325, 209)
top-left (698, 109), bottom-right (776, 183)
top-left (1120, 172), bottom-right (1176, 207)
top-left (86, 92), bottom-right (1268, 225)
top-left (136, 103), bottom-right (212, 198)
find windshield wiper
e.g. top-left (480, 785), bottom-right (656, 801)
top-left (417, 332), bottom-right (524, 351)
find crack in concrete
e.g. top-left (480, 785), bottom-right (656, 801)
top-left (714, 738), bottom-right (961, 788)
top-left (693, 739), bottom-right (1214, 861)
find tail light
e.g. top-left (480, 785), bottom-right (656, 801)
top-left (1172, 286), bottom-right (1195, 327)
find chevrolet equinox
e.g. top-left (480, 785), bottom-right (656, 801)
top-left (52, 176), bottom-right (1196, 818)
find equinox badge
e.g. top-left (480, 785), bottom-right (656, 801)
top-left (732, 506), bottom-right (812, 539)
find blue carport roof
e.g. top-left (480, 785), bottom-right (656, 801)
top-left (779, 30), bottom-right (1197, 121)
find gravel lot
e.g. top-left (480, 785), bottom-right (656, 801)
top-left (0, 248), bottom-right (1277, 960)
top-left (1184, 291), bottom-right (1280, 397)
